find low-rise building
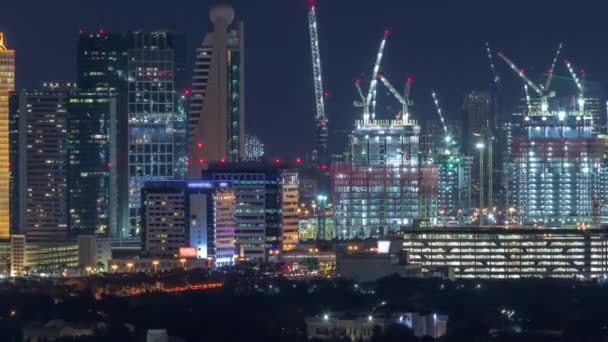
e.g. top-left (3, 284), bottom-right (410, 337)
top-left (306, 312), bottom-right (448, 340)
top-left (401, 227), bottom-right (608, 279)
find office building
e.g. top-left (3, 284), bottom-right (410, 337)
top-left (188, 4), bottom-right (245, 178)
top-left (127, 31), bottom-right (186, 235)
top-left (15, 85), bottom-right (73, 241)
top-left (141, 180), bottom-right (235, 264)
top-left (281, 170), bottom-right (299, 251)
top-left (244, 133), bottom-right (264, 161)
top-left (331, 117), bottom-right (439, 239)
top-left (76, 30), bottom-right (129, 237)
top-left (203, 162), bottom-right (284, 261)
top-left (77, 30), bottom-right (128, 90)
top-left (513, 113), bottom-right (603, 225)
top-left (0, 33), bottom-right (15, 238)
top-left (401, 227), bottom-right (608, 279)
top-left (67, 92), bottom-right (118, 236)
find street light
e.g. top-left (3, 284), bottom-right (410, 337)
top-left (111, 264), bottom-right (118, 273)
top-left (508, 207), bottom-right (516, 223)
top-left (152, 260), bottom-right (159, 273)
top-left (179, 258), bottom-right (186, 269)
top-left (476, 142), bottom-right (485, 225)
top-left (126, 262), bottom-right (133, 273)
top-left (85, 266), bottom-right (92, 276)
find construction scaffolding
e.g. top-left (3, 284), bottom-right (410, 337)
top-left (331, 163), bottom-right (438, 239)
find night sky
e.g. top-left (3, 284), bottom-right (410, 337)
top-left (2, 0), bottom-right (607, 159)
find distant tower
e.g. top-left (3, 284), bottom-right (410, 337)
top-left (0, 33), bottom-right (15, 238)
top-left (188, 4), bottom-right (245, 178)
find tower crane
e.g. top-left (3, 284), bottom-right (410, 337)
top-left (308, 1), bottom-right (328, 163)
top-left (543, 43), bottom-right (563, 92)
top-left (497, 43), bottom-right (562, 114)
top-left (484, 42), bottom-right (501, 87)
top-left (353, 30), bottom-right (389, 124)
top-left (377, 74), bottom-right (413, 124)
top-left (308, 1), bottom-right (326, 122)
top-left (564, 59), bottom-right (585, 112)
top-left (431, 90), bottom-right (451, 144)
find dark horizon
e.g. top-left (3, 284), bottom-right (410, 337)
top-left (2, 0), bottom-right (607, 158)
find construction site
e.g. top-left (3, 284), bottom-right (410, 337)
top-left (304, 1), bottom-right (607, 237)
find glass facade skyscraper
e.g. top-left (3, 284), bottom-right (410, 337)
top-left (74, 31), bottom-right (127, 238)
top-left (67, 92), bottom-right (118, 236)
top-left (127, 31), bottom-right (186, 235)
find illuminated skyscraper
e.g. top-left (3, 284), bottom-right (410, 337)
top-left (16, 85), bottom-right (73, 241)
top-left (188, 4), bottom-right (245, 178)
top-left (73, 30), bottom-right (127, 237)
top-left (0, 33), bottom-right (15, 238)
top-left (127, 31), bottom-right (186, 235)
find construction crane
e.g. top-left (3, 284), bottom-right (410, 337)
top-left (564, 58), bottom-right (585, 112)
top-left (377, 74), bottom-right (412, 124)
top-left (543, 43), bottom-right (563, 92)
top-left (497, 43), bottom-right (562, 114)
top-left (307, 1), bottom-right (329, 163)
top-left (354, 30), bottom-right (389, 124)
top-left (430, 90), bottom-right (451, 144)
top-left (484, 42), bottom-right (501, 87)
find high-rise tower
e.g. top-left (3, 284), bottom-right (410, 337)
top-left (127, 31), bottom-right (186, 235)
top-left (188, 4), bottom-right (245, 178)
top-left (0, 33), bottom-right (15, 238)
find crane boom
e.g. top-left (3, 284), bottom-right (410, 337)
top-left (308, 4), bottom-right (326, 120)
top-left (354, 79), bottom-right (365, 104)
top-left (564, 59), bottom-right (585, 112)
top-left (543, 42), bottom-right (563, 92)
top-left (378, 75), bottom-right (405, 103)
top-left (366, 30), bottom-right (389, 121)
top-left (484, 42), bottom-right (501, 86)
top-left (378, 75), bottom-right (413, 124)
top-left (497, 51), bottom-right (543, 95)
top-left (564, 59), bottom-right (584, 93)
top-left (431, 91), bottom-right (448, 135)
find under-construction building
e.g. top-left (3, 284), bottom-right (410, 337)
top-left (437, 153), bottom-right (473, 223)
top-left (331, 119), bottom-right (439, 239)
top-left (513, 113), bottom-right (604, 225)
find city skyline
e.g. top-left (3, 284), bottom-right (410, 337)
top-left (2, 1), bottom-right (607, 158)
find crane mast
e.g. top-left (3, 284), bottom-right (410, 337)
top-left (308, 2), bottom-right (328, 164)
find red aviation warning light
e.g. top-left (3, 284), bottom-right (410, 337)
top-left (220, 157), bottom-right (226, 163)
top-left (107, 162), bottom-right (112, 168)
top-left (196, 142), bottom-right (204, 149)
top-left (274, 158), bottom-right (281, 165)
top-left (321, 164), bottom-right (328, 170)
top-left (295, 157), bottom-right (302, 164)
top-left (184, 89), bottom-right (191, 96)
top-left (198, 158), bottom-right (205, 164)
